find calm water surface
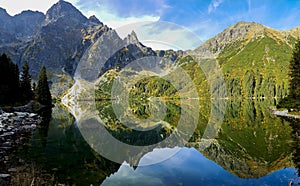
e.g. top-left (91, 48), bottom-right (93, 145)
top-left (5, 99), bottom-right (300, 185)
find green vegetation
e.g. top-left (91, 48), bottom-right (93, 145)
top-left (129, 76), bottom-right (178, 99)
top-left (289, 39), bottom-right (300, 99)
top-left (0, 54), bottom-right (20, 105)
top-left (0, 53), bottom-right (52, 106)
top-left (20, 61), bottom-right (34, 102)
top-left (277, 39), bottom-right (300, 111)
top-left (118, 33), bottom-right (293, 101)
top-left (95, 100), bottom-right (174, 146)
top-left (219, 36), bottom-right (292, 98)
top-left (204, 99), bottom-right (293, 178)
top-left (36, 65), bottom-right (52, 105)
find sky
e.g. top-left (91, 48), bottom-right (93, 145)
top-left (1, 0), bottom-right (300, 50)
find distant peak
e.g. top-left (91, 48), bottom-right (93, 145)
top-left (130, 30), bottom-right (138, 39)
top-left (15, 10), bottom-right (44, 17)
top-left (124, 30), bottom-right (139, 44)
top-left (88, 15), bottom-right (103, 25)
top-left (0, 7), bottom-right (7, 12)
top-left (232, 21), bottom-right (264, 28)
top-left (45, 0), bottom-right (86, 23)
top-left (48, 0), bottom-right (77, 13)
top-left (0, 7), bottom-right (10, 16)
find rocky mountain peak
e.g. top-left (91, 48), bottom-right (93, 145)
top-left (0, 8), bottom-right (10, 17)
top-left (124, 30), bottom-right (139, 45)
top-left (88, 15), bottom-right (103, 26)
top-left (45, 0), bottom-right (87, 24)
top-left (0, 8), bottom-right (11, 23)
top-left (193, 21), bottom-right (274, 58)
top-left (16, 10), bottom-right (43, 16)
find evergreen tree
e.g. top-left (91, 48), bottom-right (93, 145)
top-left (36, 65), bottom-right (52, 105)
top-left (0, 54), bottom-right (21, 105)
top-left (20, 61), bottom-right (33, 101)
top-left (289, 39), bottom-right (300, 99)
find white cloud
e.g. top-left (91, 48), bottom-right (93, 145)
top-left (0, 0), bottom-right (79, 15)
top-left (115, 21), bottom-right (202, 51)
top-left (208, 0), bottom-right (224, 14)
top-left (81, 7), bottom-right (160, 29)
top-left (0, 0), bottom-right (58, 15)
top-left (107, 15), bottom-right (160, 29)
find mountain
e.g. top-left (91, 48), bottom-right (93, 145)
top-left (0, 8), bottom-right (45, 42)
top-left (0, 8), bottom-right (45, 64)
top-left (0, 1), bottom-right (299, 100)
top-left (194, 22), bottom-right (297, 58)
top-left (21, 0), bottom-right (106, 76)
top-left (92, 21), bottom-right (300, 101)
top-left (0, 1), bottom-right (165, 97)
top-left (186, 21), bottom-right (300, 99)
top-left (0, 0), bottom-right (110, 76)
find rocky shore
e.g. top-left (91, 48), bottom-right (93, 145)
top-left (269, 107), bottom-right (300, 120)
top-left (0, 109), bottom-right (42, 184)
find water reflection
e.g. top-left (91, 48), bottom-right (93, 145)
top-left (6, 99), bottom-right (300, 185)
top-left (101, 99), bottom-right (299, 185)
top-left (10, 105), bottom-right (120, 185)
top-left (203, 99), bottom-right (293, 179)
top-left (36, 108), bottom-right (52, 147)
top-left (280, 117), bottom-right (300, 184)
top-left (102, 147), bottom-right (297, 186)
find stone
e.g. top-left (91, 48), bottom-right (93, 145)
top-left (31, 124), bottom-right (37, 128)
top-left (0, 174), bottom-right (10, 178)
top-left (14, 112), bottom-right (28, 117)
top-left (8, 168), bottom-right (17, 172)
top-left (29, 113), bottom-right (38, 118)
top-left (22, 125), bottom-right (32, 130)
top-left (2, 142), bottom-right (12, 147)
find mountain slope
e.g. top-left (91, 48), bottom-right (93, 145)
top-left (20, 0), bottom-right (106, 76)
top-left (190, 21), bottom-right (298, 98)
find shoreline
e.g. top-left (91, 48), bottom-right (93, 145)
top-left (269, 107), bottom-right (300, 120)
top-left (0, 109), bottom-right (42, 184)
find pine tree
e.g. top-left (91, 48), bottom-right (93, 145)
top-left (0, 54), bottom-right (21, 105)
top-left (20, 61), bottom-right (33, 102)
top-left (36, 65), bottom-right (52, 105)
top-left (289, 39), bottom-right (300, 99)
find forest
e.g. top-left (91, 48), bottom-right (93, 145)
top-left (0, 54), bottom-right (52, 106)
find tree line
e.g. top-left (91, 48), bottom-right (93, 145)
top-left (277, 39), bottom-right (300, 110)
top-left (0, 53), bottom-right (52, 106)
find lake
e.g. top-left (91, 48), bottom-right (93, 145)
top-left (3, 99), bottom-right (300, 185)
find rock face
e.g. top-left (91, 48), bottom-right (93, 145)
top-left (75, 29), bottom-right (158, 81)
top-left (0, 0), bottom-right (159, 78)
top-left (0, 8), bottom-right (45, 41)
top-left (0, 8), bottom-right (45, 65)
top-left (21, 0), bottom-right (105, 76)
top-left (0, 1), bottom-right (108, 77)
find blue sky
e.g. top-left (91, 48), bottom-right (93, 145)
top-left (72, 0), bottom-right (300, 41)
top-left (1, 0), bottom-right (300, 49)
